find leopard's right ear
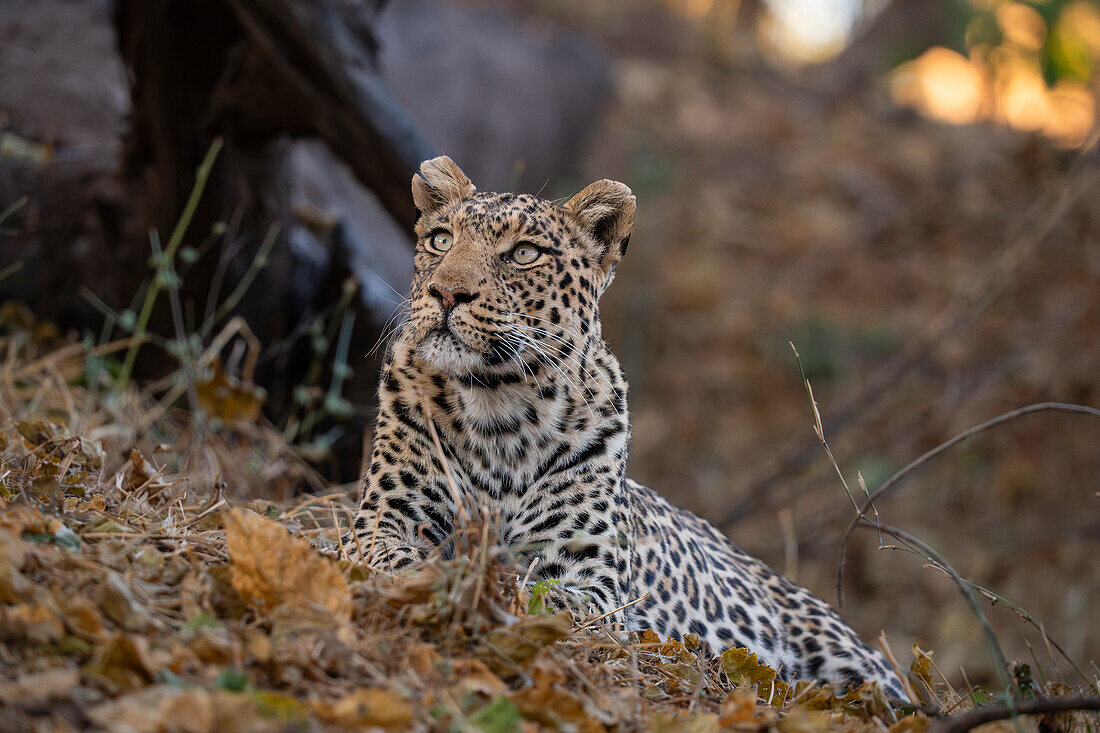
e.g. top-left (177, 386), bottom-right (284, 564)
top-left (411, 156), bottom-right (476, 218)
top-left (564, 179), bottom-right (636, 294)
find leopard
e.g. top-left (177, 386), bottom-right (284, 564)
top-left (350, 155), bottom-right (906, 696)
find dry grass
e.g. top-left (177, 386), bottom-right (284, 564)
top-left (2, 311), bottom-right (1099, 731)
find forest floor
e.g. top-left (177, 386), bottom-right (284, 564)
top-left (3, 314), bottom-right (1099, 732)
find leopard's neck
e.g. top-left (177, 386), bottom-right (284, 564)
top-left (379, 335), bottom-right (630, 499)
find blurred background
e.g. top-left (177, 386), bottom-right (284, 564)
top-left (1, 0), bottom-right (1098, 688)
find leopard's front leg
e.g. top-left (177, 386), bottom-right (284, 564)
top-left (506, 472), bottom-right (632, 621)
top-left (349, 433), bottom-right (456, 571)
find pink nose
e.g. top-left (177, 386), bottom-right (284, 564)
top-left (428, 283), bottom-right (477, 310)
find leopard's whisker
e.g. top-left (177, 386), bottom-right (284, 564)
top-left (521, 336), bottom-right (594, 416)
top-left (368, 301), bottom-right (413, 357)
top-left (501, 333), bottom-right (545, 395)
top-left (506, 322), bottom-right (621, 417)
top-left (502, 312), bottom-right (615, 391)
top-left (510, 330), bottom-right (597, 420)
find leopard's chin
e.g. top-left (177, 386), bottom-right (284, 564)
top-left (416, 328), bottom-right (487, 375)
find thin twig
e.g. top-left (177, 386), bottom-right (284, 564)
top-left (877, 631), bottom-right (919, 706)
top-left (862, 520), bottom-right (1015, 694)
top-left (837, 402), bottom-right (1100, 603)
top-left (577, 593), bottom-right (651, 630)
top-left (417, 394), bottom-right (470, 526)
top-left (718, 138), bottom-right (1100, 530)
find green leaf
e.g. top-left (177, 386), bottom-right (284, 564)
top-left (215, 667), bottom-right (249, 692)
top-left (527, 578), bottom-right (560, 615)
top-left (21, 526), bottom-right (80, 551)
top-left (182, 613), bottom-right (222, 632)
top-left (158, 669), bottom-right (199, 689)
top-left (469, 696), bottom-right (521, 733)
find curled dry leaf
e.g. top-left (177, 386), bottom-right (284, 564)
top-left (907, 645), bottom-right (937, 705)
top-left (123, 448), bottom-right (170, 495)
top-left (195, 358), bottom-right (266, 425)
top-left (222, 508), bottom-right (350, 624)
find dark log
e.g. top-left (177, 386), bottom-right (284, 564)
top-left (223, 0), bottom-right (435, 232)
top-left (930, 696), bottom-right (1100, 733)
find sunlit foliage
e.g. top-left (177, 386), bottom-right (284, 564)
top-left (892, 1), bottom-right (1099, 147)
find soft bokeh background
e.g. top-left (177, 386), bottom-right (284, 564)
top-left (552, 0), bottom-right (1100, 688)
top-left (2, 0), bottom-right (1098, 689)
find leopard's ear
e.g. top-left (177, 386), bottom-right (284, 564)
top-left (564, 179), bottom-right (636, 292)
top-left (412, 156), bottom-right (476, 218)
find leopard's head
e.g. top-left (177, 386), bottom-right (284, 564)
top-left (402, 156), bottom-right (635, 377)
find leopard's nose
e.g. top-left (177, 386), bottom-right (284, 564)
top-left (428, 283), bottom-right (478, 311)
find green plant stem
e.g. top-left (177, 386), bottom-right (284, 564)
top-left (0, 261), bottom-right (23, 283)
top-left (118, 138), bottom-right (223, 388)
top-left (0, 195), bottom-right (27, 227)
top-left (203, 223), bottom-right (279, 337)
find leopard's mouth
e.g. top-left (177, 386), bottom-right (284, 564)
top-left (416, 323), bottom-right (488, 374)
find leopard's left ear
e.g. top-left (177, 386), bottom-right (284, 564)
top-left (564, 179), bottom-right (636, 293)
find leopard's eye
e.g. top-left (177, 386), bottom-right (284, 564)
top-left (428, 230), bottom-right (453, 253)
top-left (510, 243), bottom-right (541, 265)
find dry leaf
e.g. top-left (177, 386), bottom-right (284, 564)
top-left (313, 688), bottom-right (415, 729)
top-left (721, 647), bottom-right (790, 703)
top-left (186, 625), bottom-right (242, 666)
top-left (649, 711), bottom-right (721, 733)
top-left (88, 685), bottom-right (214, 733)
top-left (99, 571), bottom-right (158, 632)
top-left (0, 530), bottom-right (34, 603)
top-left (0, 667), bottom-right (80, 706)
top-left (85, 632), bottom-right (158, 692)
top-left (0, 602), bottom-right (65, 643)
top-left (776, 708), bottom-right (835, 733)
top-left (123, 449), bottom-right (170, 495)
top-left (907, 645), bottom-right (937, 705)
top-left (889, 715), bottom-right (930, 733)
top-left (195, 358), bottom-right (266, 425)
top-left (511, 663), bottom-right (604, 733)
top-left (15, 415), bottom-right (62, 446)
top-left (480, 611), bottom-right (571, 673)
top-left (452, 657), bottom-right (509, 698)
top-left (222, 508), bottom-right (350, 624)
top-left (719, 689), bottom-right (762, 727)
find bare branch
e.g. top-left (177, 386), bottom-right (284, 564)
top-left (930, 696), bottom-right (1100, 733)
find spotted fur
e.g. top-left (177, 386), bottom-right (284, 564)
top-left (352, 156), bottom-right (905, 696)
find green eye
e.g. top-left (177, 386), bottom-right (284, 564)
top-left (510, 243), bottom-right (540, 265)
top-left (428, 231), bottom-right (453, 253)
